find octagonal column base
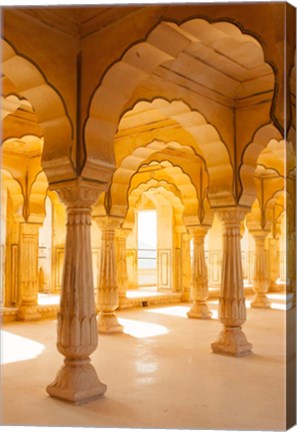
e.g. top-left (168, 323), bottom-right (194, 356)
top-left (46, 358), bottom-right (107, 404)
top-left (187, 301), bottom-right (212, 319)
top-left (251, 293), bottom-right (271, 308)
top-left (211, 327), bottom-right (252, 357)
top-left (98, 312), bottom-right (123, 334)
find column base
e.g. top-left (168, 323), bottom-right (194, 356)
top-left (98, 312), bottom-right (123, 334)
top-left (46, 359), bottom-right (107, 404)
top-left (187, 301), bottom-right (212, 319)
top-left (118, 293), bottom-right (127, 304)
top-left (17, 305), bottom-right (41, 321)
top-left (211, 327), bottom-right (253, 357)
top-left (182, 290), bottom-right (191, 302)
top-left (251, 293), bottom-right (271, 308)
top-left (269, 282), bottom-right (281, 293)
top-left (286, 293), bottom-right (296, 310)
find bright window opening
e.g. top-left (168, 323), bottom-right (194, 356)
top-left (137, 210), bottom-right (157, 286)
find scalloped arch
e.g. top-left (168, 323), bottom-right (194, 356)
top-left (239, 123), bottom-right (283, 207)
top-left (125, 180), bottom-right (185, 228)
top-left (28, 171), bottom-right (48, 223)
top-left (1, 39), bottom-right (74, 183)
top-left (84, 18), bottom-right (271, 205)
top-left (1, 168), bottom-right (24, 220)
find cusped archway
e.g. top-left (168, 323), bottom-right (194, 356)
top-left (1, 39), bottom-right (74, 183)
top-left (85, 18), bottom-right (274, 205)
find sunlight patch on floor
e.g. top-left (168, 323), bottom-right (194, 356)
top-left (118, 318), bottom-right (168, 338)
top-left (145, 305), bottom-right (189, 317)
top-left (126, 290), bottom-right (167, 298)
top-left (1, 331), bottom-right (45, 364)
top-left (270, 303), bottom-right (287, 311)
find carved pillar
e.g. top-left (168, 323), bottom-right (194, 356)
top-left (46, 179), bottom-right (107, 403)
top-left (211, 208), bottom-right (252, 357)
top-left (116, 228), bottom-right (130, 298)
top-left (181, 232), bottom-right (192, 301)
top-left (268, 236), bottom-right (280, 292)
top-left (287, 228), bottom-right (296, 308)
top-left (187, 226), bottom-right (211, 319)
top-left (17, 222), bottom-right (41, 320)
top-left (96, 216), bottom-right (123, 334)
top-left (251, 231), bottom-right (270, 308)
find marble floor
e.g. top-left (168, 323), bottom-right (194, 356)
top-left (0, 296), bottom-right (291, 431)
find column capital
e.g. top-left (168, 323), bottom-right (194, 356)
top-left (49, 178), bottom-right (105, 208)
top-left (20, 221), bottom-right (42, 234)
top-left (216, 206), bottom-right (249, 225)
top-left (116, 227), bottom-right (131, 239)
top-left (250, 230), bottom-right (269, 241)
top-left (95, 215), bottom-right (123, 231)
top-left (182, 231), bottom-right (192, 242)
top-left (187, 224), bottom-right (210, 238)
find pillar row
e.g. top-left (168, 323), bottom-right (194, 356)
top-left (46, 179), bottom-right (107, 404)
top-left (187, 225), bottom-right (211, 319)
top-left (17, 222), bottom-right (42, 321)
top-left (96, 216), bottom-right (123, 334)
top-left (211, 207), bottom-right (252, 357)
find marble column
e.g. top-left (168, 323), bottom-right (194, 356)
top-left (181, 232), bottom-right (192, 301)
top-left (287, 228), bottom-right (296, 308)
top-left (187, 226), bottom-right (211, 319)
top-left (46, 179), bottom-right (107, 403)
top-left (251, 231), bottom-right (270, 308)
top-left (211, 207), bottom-right (252, 357)
top-left (116, 228), bottom-right (130, 298)
top-left (17, 222), bottom-right (42, 320)
top-left (96, 216), bottom-right (123, 334)
top-left (268, 236), bottom-right (280, 292)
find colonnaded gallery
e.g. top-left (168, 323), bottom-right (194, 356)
top-left (0, 2), bottom-right (296, 430)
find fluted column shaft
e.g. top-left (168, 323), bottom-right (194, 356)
top-left (211, 208), bottom-right (252, 356)
top-left (268, 236), bottom-right (280, 292)
top-left (116, 229), bottom-right (130, 297)
top-left (182, 233), bottom-right (192, 301)
top-left (287, 228), bottom-right (296, 308)
top-left (96, 217), bottom-right (123, 334)
top-left (187, 226), bottom-right (211, 319)
top-left (251, 231), bottom-right (270, 308)
top-left (46, 179), bottom-right (107, 403)
top-left (17, 222), bottom-right (41, 320)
